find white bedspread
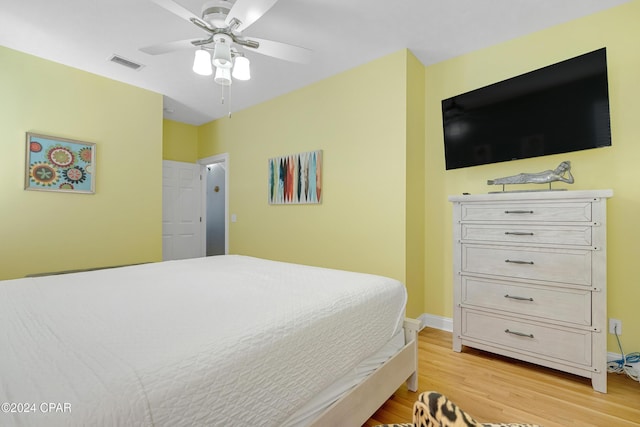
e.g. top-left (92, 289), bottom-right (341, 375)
top-left (0, 255), bottom-right (406, 426)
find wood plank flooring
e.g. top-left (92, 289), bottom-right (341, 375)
top-left (364, 327), bottom-right (640, 427)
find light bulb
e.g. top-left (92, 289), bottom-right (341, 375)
top-left (232, 56), bottom-right (251, 81)
top-left (214, 66), bottom-right (232, 86)
top-left (192, 49), bottom-right (213, 76)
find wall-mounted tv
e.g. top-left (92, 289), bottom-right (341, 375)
top-left (442, 48), bottom-right (611, 170)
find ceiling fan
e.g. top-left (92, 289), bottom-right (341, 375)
top-left (140, 0), bottom-right (312, 86)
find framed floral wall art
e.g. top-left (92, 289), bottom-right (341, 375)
top-left (25, 132), bottom-right (96, 194)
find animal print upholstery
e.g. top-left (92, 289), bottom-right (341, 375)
top-left (375, 391), bottom-right (542, 427)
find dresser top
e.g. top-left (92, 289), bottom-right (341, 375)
top-left (448, 189), bottom-right (613, 203)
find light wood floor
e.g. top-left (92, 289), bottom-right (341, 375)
top-left (363, 327), bottom-right (640, 427)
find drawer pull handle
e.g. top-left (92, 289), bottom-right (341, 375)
top-left (505, 259), bottom-right (534, 265)
top-left (504, 231), bottom-right (534, 236)
top-left (504, 210), bottom-right (534, 214)
top-left (505, 329), bottom-right (534, 339)
top-left (504, 294), bottom-right (534, 302)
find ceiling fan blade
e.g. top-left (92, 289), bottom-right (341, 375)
top-left (151, 0), bottom-right (212, 31)
top-left (225, 0), bottom-right (280, 32)
top-left (140, 39), bottom-right (202, 55)
top-left (244, 37), bottom-right (312, 64)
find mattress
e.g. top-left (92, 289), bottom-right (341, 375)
top-left (0, 255), bottom-right (407, 426)
top-left (281, 329), bottom-right (406, 426)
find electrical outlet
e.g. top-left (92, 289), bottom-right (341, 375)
top-left (609, 318), bottom-right (622, 335)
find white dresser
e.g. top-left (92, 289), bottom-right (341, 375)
top-left (449, 189), bottom-right (613, 393)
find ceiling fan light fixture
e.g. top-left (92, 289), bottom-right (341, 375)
top-left (212, 35), bottom-right (232, 69)
top-left (232, 56), bottom-right (251, 80)
top-left (193, 49), bottom-right (213, 75)
top-left (214, 66), bottom-right (232, 86)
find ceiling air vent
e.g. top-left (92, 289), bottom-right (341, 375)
top-left (108, 54), bottom-right (144, 71)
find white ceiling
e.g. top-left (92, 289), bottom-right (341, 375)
top-left (0, 0), bottom-right (630, 125)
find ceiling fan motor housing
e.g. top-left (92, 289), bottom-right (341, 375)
top-left (201, 0), bottom-right (234, 28)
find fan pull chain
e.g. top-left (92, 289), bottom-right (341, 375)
top-left (228, 83), bottom-right (232, 118)
top-left (218, 83), bottom-right (232, 118)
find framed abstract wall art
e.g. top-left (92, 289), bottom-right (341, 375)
top-left (268, 150), bottom-right (322, 204)
top-left (25, 132), bottom-right (96, 194)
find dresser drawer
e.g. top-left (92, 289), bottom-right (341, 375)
top-left (451, 191), bottom-right (612, 393)
top-left (460, 202), bottom-right (592, 222)
top-left (462, 244), bottom-right (591, 286)
top-left (461, 276), bottom-right (591, 325)
top-left (461, 224), bottom-right (592, 246)
top-left (461, 310), bottom-right (592, 366)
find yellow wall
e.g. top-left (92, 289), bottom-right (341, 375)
top-left (0, 46), bottom-right (163, 279)
top-left (163, 119), bottom-right (198, 162)
top-left (199, 50), bottom-right (427, 315)
top-left (197, 3), bottom-right (639, 351)
top-left (405, 52), bottom-right (426, 317)
top-left (424, 1), bottom-right (640, 352)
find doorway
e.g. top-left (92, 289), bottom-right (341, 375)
top-left (205, 163), bottom-right (225, 255)
top-left (199, 153), bottom-right (229, 255)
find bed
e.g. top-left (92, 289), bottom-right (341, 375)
top-left (0, 255), bottom-right (419, 426)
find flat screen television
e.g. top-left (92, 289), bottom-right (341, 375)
top-left (442, 48), bottom-right (611, 170)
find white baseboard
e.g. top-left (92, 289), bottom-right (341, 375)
top-left (608, 351), bottom-right (622, 362)
top-left (609, 352), bottom-right (640, 365)
top-left (417, 313), bottom-right (453, 332)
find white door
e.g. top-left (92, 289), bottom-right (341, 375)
top-left (162, 160), bottom-right (203, 261)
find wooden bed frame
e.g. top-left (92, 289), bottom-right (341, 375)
top-left (309, 318), bottom-right (421, 427)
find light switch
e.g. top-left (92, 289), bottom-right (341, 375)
top-left (231, 214), bottom-right (237, 223)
